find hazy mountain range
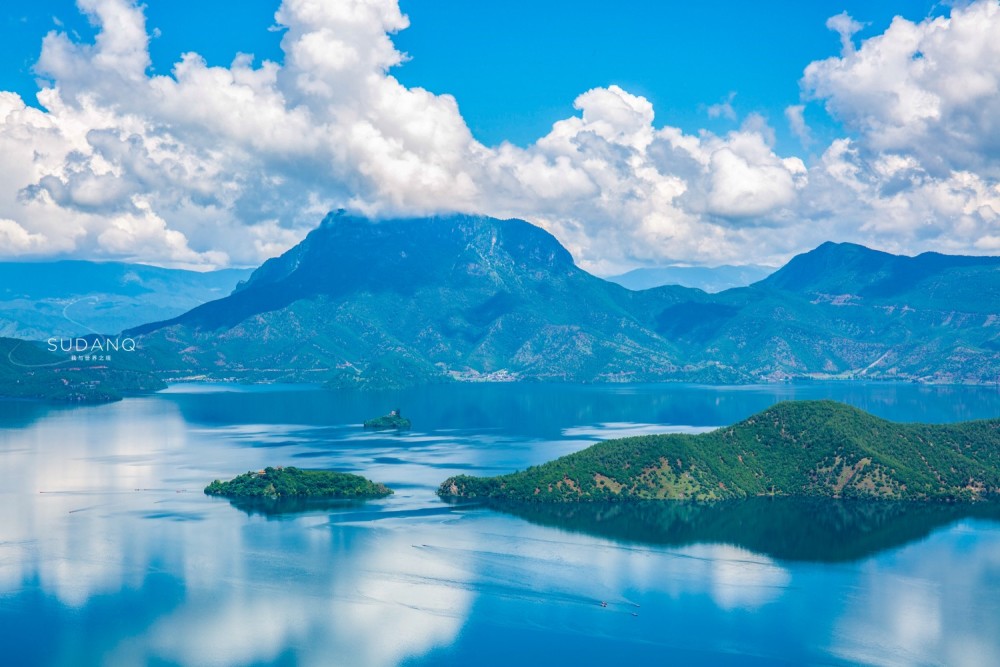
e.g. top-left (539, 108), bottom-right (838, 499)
top-left (0, 261), bottom-right (252, 340)
top-left (123, 212), bottom-right (1000, 388)
top-left (605, 264), bottom-right (775, 292)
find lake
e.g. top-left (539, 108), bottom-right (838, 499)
top-left (2, 382), bottom-right (1000, 666)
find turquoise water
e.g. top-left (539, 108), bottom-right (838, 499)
top-left (1, 382), bottom-right (999, 666)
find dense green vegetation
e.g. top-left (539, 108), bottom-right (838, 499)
top-left (205, 466), bottom-right (393, 500)
top-left (0, 337), bottom-right (165, 402)
top-left (128, 214), bottom-right (1000, 388)
top-left (363, 410), bottom-right (411, 429)
top-left (438, 400), bottom-right (1000, 503)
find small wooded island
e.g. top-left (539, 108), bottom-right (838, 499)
top-left (205, 466), bottom-right (393, 499)
top-left (438, 401), bottom-right (1000, 503)
top-left (363, 409), bottom-right (411, 430)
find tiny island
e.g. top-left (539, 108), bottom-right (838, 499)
top-left (363, 408), bottom-right (411, 430)
top-left (205, 466), bottom-right (393, 500)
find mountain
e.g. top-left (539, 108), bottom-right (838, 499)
top-left (130, 212), bottom-right (712, 387)
top-left (127, 213), bottom-right (1000, 387)
top-left (0, 336), bottom-right (164, 402)
top-left (438, 401), bottom-right (1000, 502)
top-left (0, 261), bottom-right (252, 340)
top-left (605, 264), bottom-right (774, 292)
top-left (659, 242), bottom-right (1000, 383)
top-left (760, 241), bottom-right (1000, 302)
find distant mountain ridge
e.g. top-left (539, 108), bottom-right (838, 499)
top-left (762, 241), bottom-right (1000, 304)
top-left (128, 213), bottom-right (1000, 387)
top-left (0, 260), bottom-right (251, 340)
top-left (606, 264), bottom-right (774, 292)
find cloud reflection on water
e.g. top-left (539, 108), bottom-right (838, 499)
top-left (130, 527), bottom-right (474, 667)
top-left (2, 386), bottom-right (1000, 666)
top-left (830, 521), bottom-right (1000, 667)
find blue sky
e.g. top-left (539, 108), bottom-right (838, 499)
top-left (2, 0), bottom-right (941, 153)
top-left (394, 0), bottom-right (943, 152)
top-left (0, 0), bottom-right (995, 272)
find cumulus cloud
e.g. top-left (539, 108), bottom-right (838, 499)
top-left (804, 2), bottom-right (1000, 176)
top-left (784, 104), bottom-right (811, 147)
top-left (0, 218), bottom-right (48, 253)
top-left (0, 0), bottom-right (811, 271)
top-left (0, 0), bottom-right (998, 271)
top-left (800, 0), bottom-right (1000, 256)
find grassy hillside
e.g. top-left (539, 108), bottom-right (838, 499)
top-left (439, 401), bottom-right (1000, 503)
top-left (0, 337), bottom-right (165, 402)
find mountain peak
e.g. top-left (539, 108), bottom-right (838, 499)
top-left (243, 213), bottom-right (576, 288)
top-left (135, 213), bottom-right (579, 333)
top-left (760, 241), bottom-right (1000, 297)
top-left (761, 242), bottom-right (893, 292)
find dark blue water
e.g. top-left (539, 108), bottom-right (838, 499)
top-left (1, 382), bottom-right (999, 666)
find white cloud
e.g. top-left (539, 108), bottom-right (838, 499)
top-left (707, 142), bottom-right (801, 218)
top-left (0, 0), bottom-right (998, 272)
top-left (0, 218), bottom-right (48, 253)
top-left (797, 1), bottom-right (1000, 257)
top-left (785, 104), bottom-right (811, 146)
top-left (826, 11), bottom-right (865, 56)
top-left (804, 2), bottom-right (1000, 176)
top-left (707, 91), bottom-right (738, 121)
top-left (0, 0), bottom-right (814, 271)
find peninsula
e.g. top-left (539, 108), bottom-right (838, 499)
top-left (206, 466), bottom-right (393, 500)
top-left (438, 401), bottom-right (1000, 503)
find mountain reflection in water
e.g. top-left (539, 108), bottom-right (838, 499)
top-left (470, 497), bottom-right (1000, 562)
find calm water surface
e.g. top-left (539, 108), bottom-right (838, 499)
top-left (2, 382), bottom-right (1000, 666)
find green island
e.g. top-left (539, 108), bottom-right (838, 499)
top-left (438, 400), bottom-right (1000, 503)
top-left (363, 409), bottom-right (411, 429)
top-left (205, 466), bottom-right (393, 500)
